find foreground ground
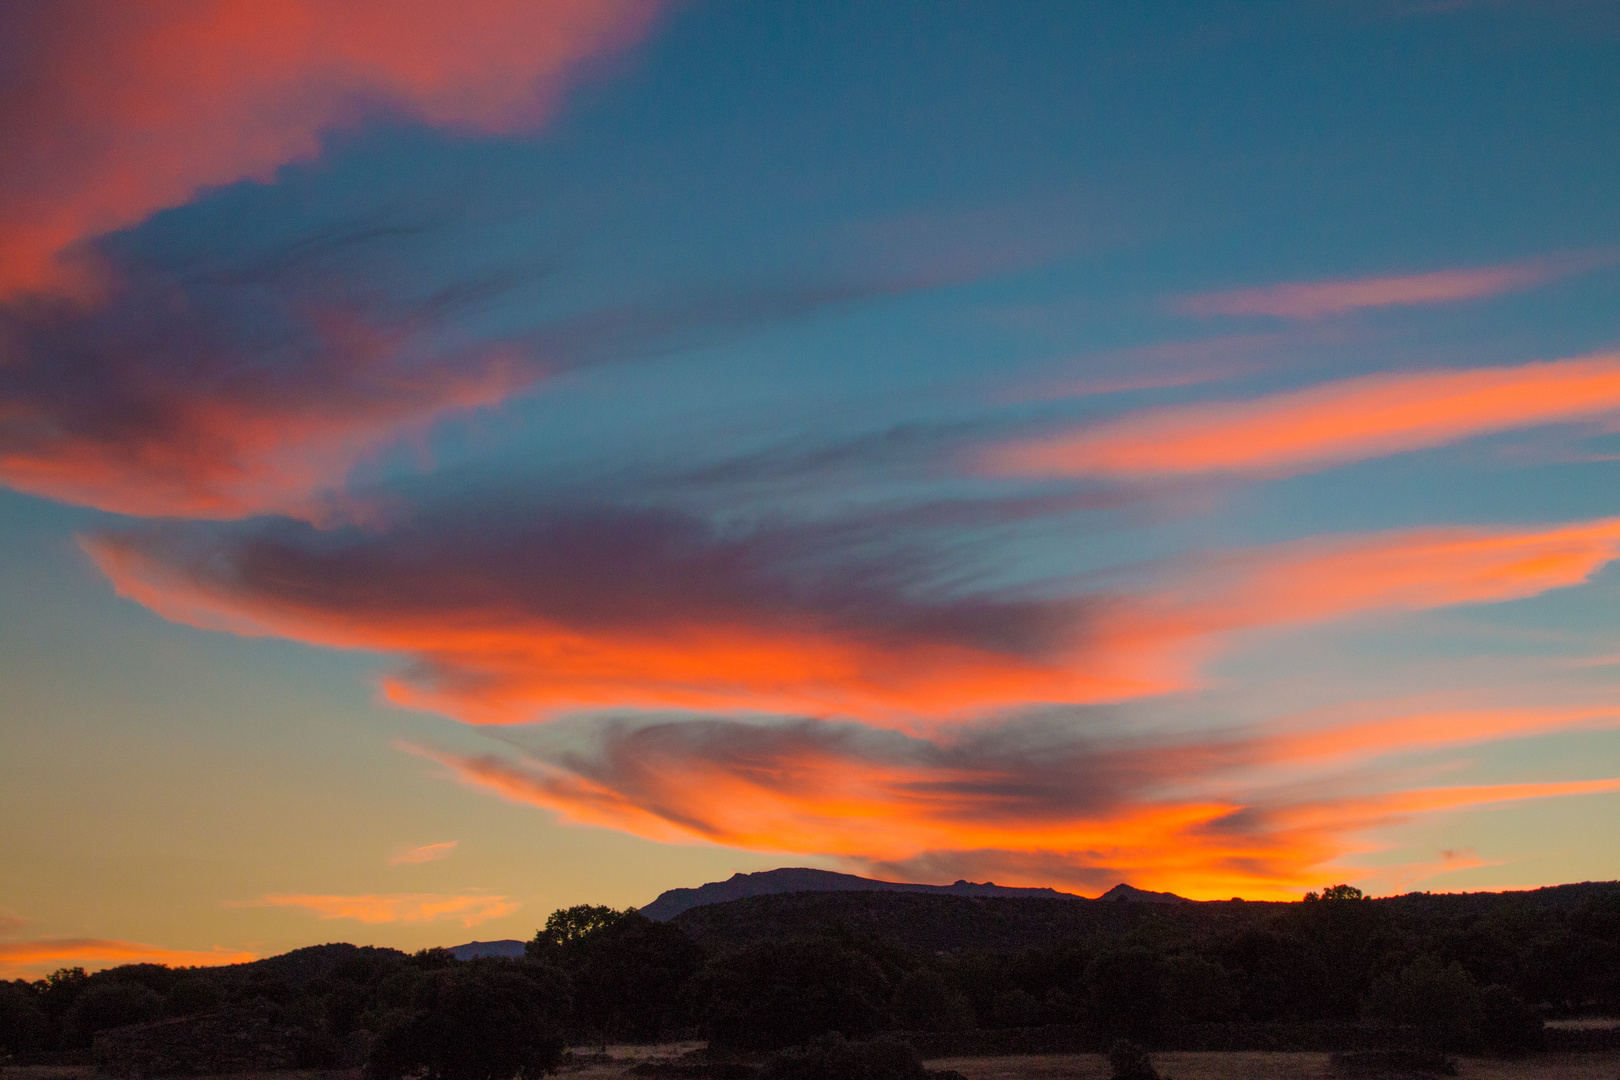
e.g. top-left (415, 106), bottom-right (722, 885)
top-left (7, 1048), bottom-right (1620, 1079)
top-left (928, 1050), bottom-right (1620, 1079)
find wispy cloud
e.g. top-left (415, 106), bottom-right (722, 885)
top-left (984, 353), bottom-right (1620, 479)
top-left (1358, 847), bottom-right (1506, 893)
top-left (80, 507), bottom-right (1620, 726)
top-left (1175, 252), bottom-right (1609, 320)
top-left (0, 0), bottom-right (664, 300)
top-left (0, 237), bottom-right (535, 519)
top-left (407, 715), bottom-right (1620, 900)
top-left (247, 892), bottom-right (517, 926)
top-left (0, 939), bottom-right (256, 978)
top-left (0, 225), bottom-right (914, 520)
top-left (389, 840), bottom-right (459, 865)
top-left (79, 502), bottom-right (1103, 724)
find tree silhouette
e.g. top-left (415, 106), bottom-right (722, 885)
top-left (367, 960), bottom-right (570, 1080)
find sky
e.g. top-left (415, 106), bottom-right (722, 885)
top-left (3, 0), bottom-right (1620, 978)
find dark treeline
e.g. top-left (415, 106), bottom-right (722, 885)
top-left (4, 883), bottom-right (1619, 1077)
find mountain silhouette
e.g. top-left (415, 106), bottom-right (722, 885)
top-left (639, 866), bottom-right (1091, 920)
top-left (445, 938), bottom-right (527, 959)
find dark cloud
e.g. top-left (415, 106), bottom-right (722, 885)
top-left (83, 494), bottom-right (1105, 723)
top-left (0, 214), bottom-right (927, 519)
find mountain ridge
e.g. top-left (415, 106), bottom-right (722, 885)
top-left (640, 866), bottom-right (1117, 920)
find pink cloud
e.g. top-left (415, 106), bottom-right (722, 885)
top-left (0, 0), bottom-right (664, 300)
top-left (1176, 251), bottom-right (1610, 320)
top-left (80, 511), bottom-right (1620, 728)
top-left (389, 840), bottom-right (460, 865)
top-left (985, 353), bottom-right (1620, 479)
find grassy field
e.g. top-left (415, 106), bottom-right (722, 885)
top-left (7, 1048), bottom-right (1620, 1079)
top-left (928, 1051), bottom-right (1620, 1079)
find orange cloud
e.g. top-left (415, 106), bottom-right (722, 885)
top-left (0, 312), bottom-right (528, 519)
top-left (411, 725), bottom-right (1620, 901)
top-left (81, 511), bottom-right (1620, 726)
top-left (0, 0), bottom-right (663, 300)
top-left (79, 507), bottom-right (1115, 724)
top-left (389, 840), bottom-right (460, 865)
top-left (0, 939), bottom-right (256, 979)
top-left (1175, 252), bottom-right (1608, 320)
top-left (1053, 516), bottom-right (1620, 703)
top-left (249, 892), bottom-right (517, 926)
top-left (986, 353), bottom-right (1620, 479)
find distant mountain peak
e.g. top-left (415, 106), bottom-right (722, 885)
top-left (1096, 882), bottom-right (1187, 903)
top-left (445, 938), bottom-right (526, 960)
top-left (640, 866), bottom-right (1080, 920)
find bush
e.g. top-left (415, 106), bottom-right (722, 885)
top-left (565, 911), bottom-right (704, 1042)
top-left (1363, 956), bottom-right (1482, 1050)
top-left (165, 977), bottom-right (223, 1018)
top-left (1329, 1049), bottom-right (1456, 1076)
top-left (0, 981), bottom-right (48, 1055)
top-left (892, 969), bottom-right (972, 1032)
top-left (989, 986), bottom-right (1041, 1029)
top-left (1088, 950), bottom-right (1166, 1041)
top-left (1477, 984), bottom-right (1542, 1052)
top-left (1107, 1039), bottom-right (1159, 1080)
top-left (759, 1034), bottom-right (930, 1080)
top-left (700, 940), bottom-right (892, 1051)
top-left (366, 960), bottom-right (570, 1080)
top-left (69, 981), bottom-right (166, 1035)
top-left (1162, 956), bottom-right (1239, 1023)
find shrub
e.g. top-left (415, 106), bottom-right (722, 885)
top-left (1363, 956), bottom-right (1482, 1050)
top-left (366, 960), bottom-right (570, 1080)
top-left (892, 969), bottom-right (973, 1032)
top-left (1107, 1039), bottom-right (1159, 1080)
top-left (0, 981), bottom-right (48, 1055)
top-left (1088, 950), bottom-right (1166, 1041)
top-left (699, 940), bottom-right (892, 1051)
top-left (1162, 956), bottom-right (1239, 1023)
top-left (69, 981), bottom-right (166, 1035)
top-left (1477, 984), bottom-right (1542, 1052)
top-left (759, 1034), bottom-right (931, 1080)
top-left (989, 986), bottom-right (1041, 1029)
top-left (1329, 1049), bottom-right (1456, 1076)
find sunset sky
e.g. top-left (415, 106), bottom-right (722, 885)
top-left (4, 0), bottom-right (1620, 978)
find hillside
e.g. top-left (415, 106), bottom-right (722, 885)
top-left (669, 888), bottom-right (1271, 952)
top-left (669, 879), bottom-right (1620, 954)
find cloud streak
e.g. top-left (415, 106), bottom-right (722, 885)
top-left (984, 353), bottom-right (1620, 479)
top-left (1175, 252), bottom-right (1608, 320)
top-left (0, 241), bottom-right (533, 519)
top-left (0, 224), bottom-right (912, 519)
top-left (0, 0), bottom-right (663, 300)
top-left (408, 713), bottom-right (1620, 900)
top-left (390, 840), bottom-right (459, 865)
top-left (248, 892), bottom-right (517, 926)
top-left (80, 503), bottom-right (1104, 723)
top-left (78, 497), bottom-right (1620, 727)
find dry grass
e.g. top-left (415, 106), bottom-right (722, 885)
top-left (929, 1050), bottom-right (1620, 1080)
top-left (0, 1072), bottom-right (361, 1080)
top-left (928, 1051), bottom-right (1328, 1079)
top-left (1545, 1018), bottom-right (1620, 1031)
top-left (5, 1047), bottom-right (1618, 1080)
